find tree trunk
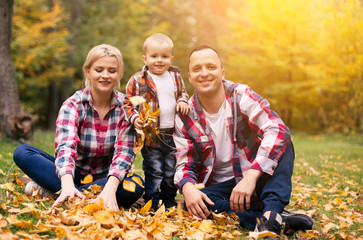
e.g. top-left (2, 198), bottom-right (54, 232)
top-left (0, 0), bottom-right (22, 137)
top-left (46, 80), bottom-right (60, 130)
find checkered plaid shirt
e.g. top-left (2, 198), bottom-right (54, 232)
top-left (124, 65), bottom-right (189, 147)
top-left (174, 80), bottom-right (291, 191)
top-left (55, 88), bottom-right (137, 181)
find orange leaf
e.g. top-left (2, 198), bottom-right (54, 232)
top-left (93, 210), bottom-right (114, 225)
top-left (6, 215), bottom-right (32, 228)
top-left (140, 200), bottom-right (152, 215)
top-left (80, 174), bottom-right (93, 184)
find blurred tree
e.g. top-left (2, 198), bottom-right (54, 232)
top-left (12, 0), bottom-right (73, 129)
top-left (221, 0), bottom-right (363, 132)
top-left (0, 0), bottom-right (34, 140)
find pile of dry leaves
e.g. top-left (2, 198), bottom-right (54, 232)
top-left (0, 179), bottom-right (243, 240)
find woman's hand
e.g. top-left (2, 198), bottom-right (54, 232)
top-left (52, 174), bottom-right (84, 208)
top-left (90, 176), bottom-right (120, 211)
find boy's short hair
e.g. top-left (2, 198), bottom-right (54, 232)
top-left (143, 33), bottom-right (174, 54)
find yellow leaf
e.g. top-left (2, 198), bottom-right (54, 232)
top-left (123, 180), bottom-right (136, 192)
top-left (248, 230), bottom-right (278, 239)
top-left (154, 204), bottom-right (165, 216)
top-left (140, 200), bottom-right (152, 215)
top-left (93, 210), bottom-right (114, 225)
top-left (0, 218), bottom-right (8, 228)
top-left (298, 230), bottom-right (321, 238)
top-left (80, 174), bottom-right (93, 184)
top-left (6, 215), bottom-right (32, 228)
top-left (15, 177), bottom-right (24, 186)
top-left (129, 96), bottom-right (146, 106)
top-left (59, 212), bottom-right (78, 226)
top-left (199, 219), bottom-right (214, 233)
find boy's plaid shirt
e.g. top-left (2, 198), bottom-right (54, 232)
top-left (173, 80), bottom-right (291, 191)
top-left (124, 65), bottom-right (189, 147)
top-left (55, 88), bottom-right (137, 181)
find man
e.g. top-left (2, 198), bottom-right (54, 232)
top-left (173, 45), bottom-right (313, 236)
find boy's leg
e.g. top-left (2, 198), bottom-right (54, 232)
top-left (141, 146), bottom-right (164, 208)
top-left (13, 144), bottom-right (61, 193)
top-left (159, 135), bottom-right (177, 207)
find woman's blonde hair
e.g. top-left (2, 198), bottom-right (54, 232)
top-left (83, 44), bottom-right (124, 89)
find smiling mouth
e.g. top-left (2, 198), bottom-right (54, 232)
top-left (99, 81), bottom-right (111, 85)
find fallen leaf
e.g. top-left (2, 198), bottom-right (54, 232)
top-left (80, 174), bottom-right (93, 184)
top-left (248, 230), bottom-right (278, 239)
top-left (93, 210), bottom-right (114, 225)
top-left (140, 200), bottom-right (152, 215)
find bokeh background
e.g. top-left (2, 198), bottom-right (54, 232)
top-left (9, 0), bottom-right (363, 133)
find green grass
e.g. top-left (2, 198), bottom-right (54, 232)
top-left (0, 131), bottom-right (362, 239)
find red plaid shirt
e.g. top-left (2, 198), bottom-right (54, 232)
top-left (55, 88), bottom-right (137, 181)
top-left (124, 65), bottom-right (189, 147)
top-left (173, 80), bottom-right (291, 190)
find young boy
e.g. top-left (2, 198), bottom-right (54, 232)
top-left (124, 33), bottom-right (190, 210)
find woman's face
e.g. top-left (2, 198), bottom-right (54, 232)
top-left (86, 56), bottom-right (120, 95)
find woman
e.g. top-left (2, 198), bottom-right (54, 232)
top-left (13, 44), bottom-right (144, 211)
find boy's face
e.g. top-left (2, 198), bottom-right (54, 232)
top-left (143, 42), bottom-right (174, 75)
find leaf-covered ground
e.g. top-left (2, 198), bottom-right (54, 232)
top-left (0, 133), bottom-right (362, 239)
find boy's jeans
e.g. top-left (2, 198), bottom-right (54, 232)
top-left (13, 144), bottom-right (144, 207)
top-left (193, 142), bottom-right (295, 229)
top-left (141, 132), bottom-right (177, 205)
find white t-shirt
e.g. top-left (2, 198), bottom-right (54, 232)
top-left (204, 100), bottom-right (234, 184)
top-left (148, 71), bottom-right (176, 129)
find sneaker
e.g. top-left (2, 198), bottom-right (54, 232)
top-left (24, 180), bottom-right (57, 199)
top-left (281, 210), bottom-right (314, 235)
top-left (151, 200), bottom-right (159, 211)
top-left (163, 199), bottom-right (177, 210)
top-left (254, 211), bottom-right (282, 239)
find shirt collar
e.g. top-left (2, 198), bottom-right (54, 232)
top-left (80, 88), bottom-right (122, 107)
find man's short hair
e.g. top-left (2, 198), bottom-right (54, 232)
top-left (143, 33), bottom-right (174, 54)
top-left (188, 45), bottom-right (223, 68)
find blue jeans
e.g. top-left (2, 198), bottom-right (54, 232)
top-left (13, 144), bottom-right (144, 207)
top-left (195, 142), bottom-right (295, 229)
top-left (141, 133), bottom-right (177, 204)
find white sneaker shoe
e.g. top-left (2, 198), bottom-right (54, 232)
top-left (24, 180), bottom-right (57, 199)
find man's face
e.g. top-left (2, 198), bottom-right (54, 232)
top-left (188, 49), bottom-right (225, 97)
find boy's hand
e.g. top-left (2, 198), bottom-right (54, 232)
top-left (176, 102), bottom-right (191, 115)
top-left (134, 117), bottom-right (144, 130)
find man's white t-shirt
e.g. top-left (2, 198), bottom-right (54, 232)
top-left (148, 71), bottom-right (176, 129)
top-left (204, 99), bottom-right (234, 184)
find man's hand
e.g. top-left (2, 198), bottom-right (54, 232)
top-left (176, 102), bottom-right (191, 115)
top-left (182, 182), bottom-right (214, 219)
top-left (230, 169), bottom-right (262, 213)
